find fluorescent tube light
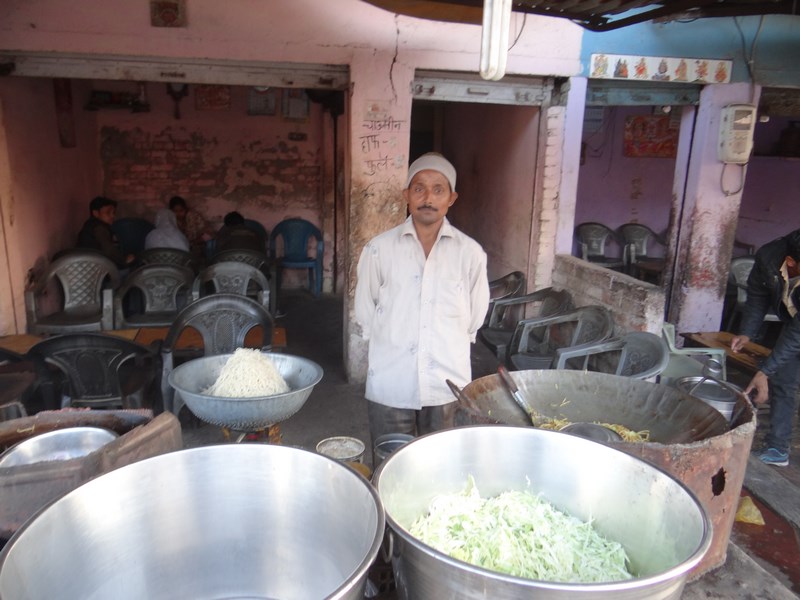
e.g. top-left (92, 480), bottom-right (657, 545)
top-left (480, 0), bottom-right (512, 81)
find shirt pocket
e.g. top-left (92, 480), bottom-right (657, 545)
top-left (436, 278), bottom-right (468, 319)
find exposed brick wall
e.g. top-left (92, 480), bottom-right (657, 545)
top-left (94, 82), bottom-right (330, 290)
top-left (532, 105), bottom-right (565, 291)
top-left (552, 254), bottom-right (666, 334)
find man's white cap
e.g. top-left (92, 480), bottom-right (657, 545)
top-left (405, 153), bottom-right (456, 191)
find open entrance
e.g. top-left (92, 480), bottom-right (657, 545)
top-left (409, 71), bottom-right (553, 286)
top-left (0, 52), bottom-right (350, 332)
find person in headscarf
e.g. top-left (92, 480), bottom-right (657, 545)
top-left (145, 208), bottom-right (190, 251)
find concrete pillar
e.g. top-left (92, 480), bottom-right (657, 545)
top-left (343, 53), bottom-right (414, 382)
top-left (668, 82), bottom-right (760, 334)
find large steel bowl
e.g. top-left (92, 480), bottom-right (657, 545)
top-left (168, 352), bottom-right (323, 430)
top-left (373, 426), bottom-right (712, 600)
top-left (0, 445), bottom-right (385, 600)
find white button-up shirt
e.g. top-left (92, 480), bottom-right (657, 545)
top-left (355, 217), bottom-right (490, 409)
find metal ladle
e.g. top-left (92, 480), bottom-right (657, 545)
top-left (497, 365), bottom-right (537, 426)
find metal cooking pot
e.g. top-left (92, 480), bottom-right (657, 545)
top-left (0, 445), bottom-right (385, 600)
top-left (675, 376), bottom-right (741, 422)
top-left (455, 370), bottom-right (729, 443)
top-left (374, 426), bottom-right (711, 600)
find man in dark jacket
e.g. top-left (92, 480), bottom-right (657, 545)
top-left (214, 211), bottom-right (266, 255)
top-left (76, 196), bottom-right (135, 268)
top-left (731, 228), bottom-right (800, 466)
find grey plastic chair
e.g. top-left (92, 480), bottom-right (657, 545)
top-left (574, 222), bottom-right (625, 271)
top-left (725, 256), bottom-right (781, 332)
top-left (618, 223), bottom-right (666, 278)
top-left (26, 333), bottom-right (158, 410)
top-left (484, 271), bottom-right (526, 326)
top-left (507, 305), bottom-right (615, 371)
top-left (160, 294), bottom-right (275, 417)
top-left (24, 251), bottom-right (120, 334)
top-left (658, 322), bottom-right (728, 386)
top-left (113, 264), bottom-right (195, 328)
top-left (192, 261), bottom-right (271, 310)
top-left (139, 247), bottom-right (195, 269)
top-left (211, 249), bottom-right (275, 313)
top-left (554, 331), bottom-right (669, 380)
top-left (478, 288), bottom-right (573, 364)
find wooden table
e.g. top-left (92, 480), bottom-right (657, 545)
top-left (681, 330), bottom-right (771, 375)
top-left (0, 327), bottom-right (286, 354)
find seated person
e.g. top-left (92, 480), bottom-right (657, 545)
top-left (215, 211), bottom-right (266, 255)
top-left (145, 208), bottom-right (190, 252)
top-left (169, 196), bottom-right (212, 254)
top-left (76, 196), bottom-right (135, 268)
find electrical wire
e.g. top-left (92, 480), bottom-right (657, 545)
top-left (720, 162), bottom-right (748, 197)
top-left (508, 13), bottom-right (527, 50)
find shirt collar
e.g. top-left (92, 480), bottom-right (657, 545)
top-left (401, 216), bottom-right (455, 240)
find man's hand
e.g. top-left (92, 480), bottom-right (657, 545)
top-left (730, 335), bottom-right (750, 353)
top-left (744, 370), bottom-right (769, 405)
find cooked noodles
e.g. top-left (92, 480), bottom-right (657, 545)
top-left (204, 348), bottom-right (289, 397)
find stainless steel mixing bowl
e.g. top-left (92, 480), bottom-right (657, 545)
top-left (0, 426), bottom-right (118, 468)
top-left (373, 425), bottom-right (712, 600)
top-left (0, 445), bottom-right (385, 600)
top-left (168, 352), bottom-right (323, 430)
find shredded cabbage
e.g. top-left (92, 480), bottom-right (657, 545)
top-left (409, 476), bottom-right (633, 583)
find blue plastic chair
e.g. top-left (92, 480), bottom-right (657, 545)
top-left (269, 218), bottom-right (323, 297)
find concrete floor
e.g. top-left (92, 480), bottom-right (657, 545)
top-left (182, 291), bottom-right (799, 599)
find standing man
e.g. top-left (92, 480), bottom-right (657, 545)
top-left (76, 196), bottom-right (135, 268)
top-left (731, 228), bottom-right (800, 466)
top-left (355, 153), bottom-right (490, 448)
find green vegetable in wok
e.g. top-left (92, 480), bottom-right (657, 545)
top-left (409, 476), bottom-right (633, 583)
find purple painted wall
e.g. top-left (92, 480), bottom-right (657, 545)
top-left (575, 106), bottom-right (675, 259)
top-left (575, 107), bottom-right (800, 260)
top-left (738, 116), bottom-right (800, 251)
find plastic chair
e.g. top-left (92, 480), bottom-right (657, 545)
top-left (112, 218), bottom-right (154, 257)
top-left (574, 222), bottom-right (625, 271)
top-left (507, 305), bottom-right (615, 371)
top-left (658, 322), bottom-right (728, 386)
top-left (478, 288), bottom-right (573, 364)
top-left (484, 271), bottom-right (525, 326)
top-left (618, 223), bottom-right (666, 279)
top-left (554, 331), bottom-right (669, 380)
top-left (113, 264), bottom-right (195, 328)
top-left (244, 219), bottom-right (269, 253)
top-left (725, 256), bottom-right (781, 332)
top-left (26, 333), bottom-right (159, 410)
top-left (212, 248), bottom-right (268, 269)
top-left (269, 218), bottom-right (324, 297)
top-left (25, 251), bottom-right (120, 334)
top-left (192, 261), bottom-right (271, 311)
top-left (160, 294), bottom-right (275, 416)
top-left (139, 247), bottom-right (195, 269)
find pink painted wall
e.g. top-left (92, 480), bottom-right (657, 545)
top-left (0, 77), bottom-right (96, 331)
top-left (575, 106), bottom-right (675, 258)
top-left (443, 102), bottom-right (540, 285)
top-left (92, 80), bottom-right (325, 233)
